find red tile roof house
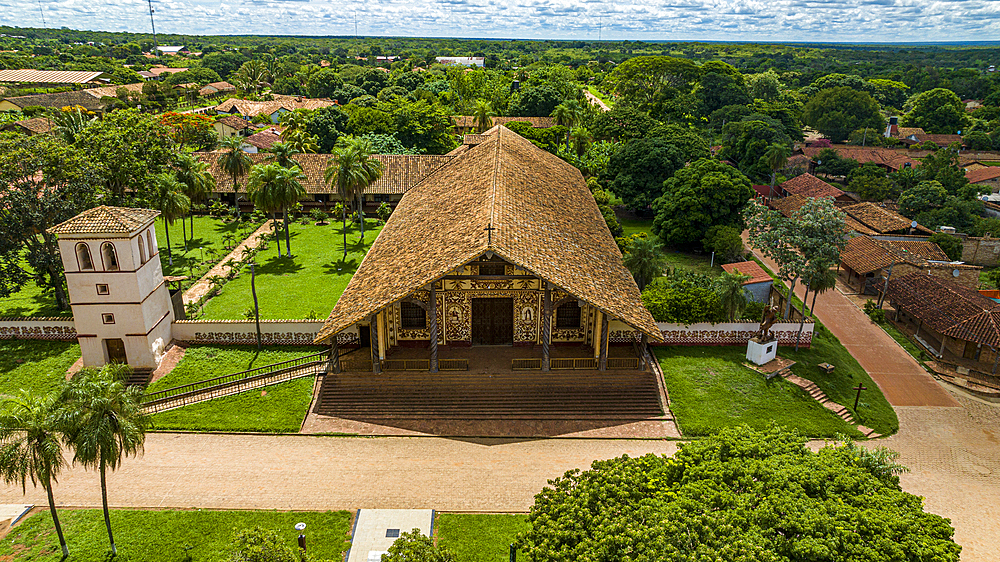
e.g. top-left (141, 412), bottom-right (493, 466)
top-left (778, 173), bottom-right (856, 203)
top-left (721, 261), bottom-right (773, 303)
top-left (967, 167), bottom-right (1000, 193)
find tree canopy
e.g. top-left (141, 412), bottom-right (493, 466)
top-left (652, 158), bottom-right (754, 247)
top-left (902, 88), bottom-right (970, 134)
top-left (803, 87), bottom-right (884, 143)
top-left (604, 137), bottom-right (687, 210)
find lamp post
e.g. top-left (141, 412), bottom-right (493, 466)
top-left (295, 522), bottom-right (306, 552)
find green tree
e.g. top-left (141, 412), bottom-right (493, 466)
top-left (151, 173), bottom-right (190, 267)
top-left (517, 425), bottom-right (958, 562)
top-left (719, 119), bottom-right (791, 181)
top-left (60, 365), bottom-right (149, 556)
top-left (77, 109), bottom-right (174, 203)
top-left (248, 163), bottom-right (306, 256)
top-left (606, 56), bottom-right (701, 110)
top-left (0, 133), bottom-right (101, 309)
top-left (697, 65), bottom-right (752, 115)
top-left (653, 158), bottom-right (754, 247)
top-left (265, 141), bottom-right (301, 170)
top-left (902, 88), bottom-right (970, 134)
top-left (305, 106), bottom-right (348, 152)
top-left (228, 526), bottom-right (301, 562)
top-left (622, 237), bottom-right (665, 292)
top-left (0, 391), bottom-right (71, 558)
top-left (509, 84), bottom-right (564, 117)
top-left (715, 271), bottom-right (751, 321)
top-left (928, 232), bottom-right (964, 261)
top-left (550, 99), bottom-right (584, 150)
top-left (218, 136), bottom-right (253, 219)
top-left (919, 144), bottom-right (973, 198)
top-left (803, 87), bottom-right (884, 143)
top-left (648, 123), bottom-right (711, 162)
top-left (761, 142), bottom-right (791, 197)
top-left (702, 225), bottom-right (745, 262)
top-left (49, 106), bottom-right (96, 144)
top-left (813, 147), bottom-right (859, 178)
top-left (604, 138), bottom-right (686, 210)
top-left (382, 530), bottom-right (456, 562)
top-left (588, 105), bottom-right (658, 142)
top-left (174, 152), bottom-right (215, 246)
top-left (472, 99), bottom-right (493, 133)
top-left (899, 180), bottom-right (948, 216)
top-left (324, 137), bottom-right (385, 257)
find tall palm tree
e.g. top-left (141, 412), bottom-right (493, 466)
top-left (323, 137), bottom-right (385, 256)
top-left (60, 365), bottom-right (149, 557)
top-left (622, 237), bottom-right (666, 292)
top-left (218, 136), bottom-right (253, 219)
top-left (714, 271), bottom-right (752, 322)
top-left (265, 141), bottom-right (301, 170)
top-left (49, 105), bottom-right (96, 144)
top-left (472, 100), bottom-right (493, 133)
top-left (152, 173), bottom-right (191, 267)
top-left (282, 129), bottom-right (319, 154)
top-left (0, 391), bottom-right (70, 558)
top-left (248, 164), bottom-right (305, 256)
top-left (762, 143), bottom-right (791, 198)
top-left (551, 99), bottom-right (584, 151)
top-left (174, 153), bottom-right (215, 247)
top-left (279, 110), bottom-right (312, 139)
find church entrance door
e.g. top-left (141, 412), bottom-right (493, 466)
top-left (105, 338), bottom-right (128, 364)
top-left (472, 298), bottom-right (513, 345)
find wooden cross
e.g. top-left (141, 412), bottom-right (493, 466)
top-left (484, 223), bottom-right (496, 246)
top-left (853, 383), bottom-right (868, 412)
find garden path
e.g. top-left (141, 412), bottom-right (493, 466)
top-left (744, 234), bottom-right (960, 407)
top-left (182, 221), bottom-right (275, 305)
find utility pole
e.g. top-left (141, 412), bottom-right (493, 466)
top-left (598, 17), bottom-right (602, 42)
top-left (147, 0), bottom-right (158, 57)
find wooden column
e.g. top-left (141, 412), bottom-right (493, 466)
top-left (598, 314), bottom-right (609, 371)
top-left (429, 284), bottom-right (439, 373)
top-left (329, 341), bottom-right (341, 374)
top-left (370, 313), bottom-right (381, 373)
top-left (640, 333), bottom-right (649, 370)
top-left (939, 335), bottom-right (947, 357)
top-left (542, 283), bottom-right (551, 372)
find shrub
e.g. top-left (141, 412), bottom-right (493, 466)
top-left (377, 202), bottom-right (392, 223)
top-left (864, 299), bottom-right (885, 322)
top-left (928, 231), bottom-right (963, 261)
top-left (641, 270), bottom-right (724, 324)
top-left (228, 526), bottom-right (301, 562)
top-left (615, 232), bottom-right (648, 254)
top-left (382, 530), bottom-right (456, 562)
top-left (310, 209), bottom-right (328, 224)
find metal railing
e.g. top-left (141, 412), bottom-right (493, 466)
top-left (381, 359), bottom-right (430, 371)
top-left (551, 357), bottom-right (598, 370)
top-left (439, 359), bottom-right (469, 371)
top-left (512, 358), bottom-right (542, 371)
top-left (607, 357), bottom-right (641, 370)
top-left (142, 350), bottom-right (328, 413)
top-left (339, 358), bottom-right (373, 372)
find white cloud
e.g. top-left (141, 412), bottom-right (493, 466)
top-left (0, 0), bottom-right (997, 41)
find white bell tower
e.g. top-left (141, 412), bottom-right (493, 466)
top-left (48, 206), bottom-right (174, 370)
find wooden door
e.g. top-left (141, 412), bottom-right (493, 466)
top-left (472, 298), bottom-right (513, 345)
top-left (359, 325), bottom-right (371, 348)
top-left (105, 339), bottom-right (128, 364)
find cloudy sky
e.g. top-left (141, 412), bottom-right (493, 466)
top-left (4, 0), bottom-right (1000, 42)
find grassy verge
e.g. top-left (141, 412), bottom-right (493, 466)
top-left (586, 85), bottom-right (614, 107)
top-left (619, 218), bottom-right (720, 277)
top-left (155, 215), bottom-right (260, 282)
top-left (0, 508), bottom-right (352, 561)
top-left (199, 220), bottom-right (383, 320)
top-left (436, 514), bottom-right (530, 562)
top-left (656, 346), bottom-right (864, 438)
top-left (146, 345), bottom-right (321, 433)
top-left (877, 319), bottom-right (932, 370)
top-left (0, 340), bottom-right (80, 395)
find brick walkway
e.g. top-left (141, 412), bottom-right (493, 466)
top-left (182, 221), bottom-right (276, 305)
top-left (744, 234), bottom-right (960, 407)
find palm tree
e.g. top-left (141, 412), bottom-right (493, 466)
top-left (282, 129), bottom-right (320, 154)
top-left (0, 391), bottom-right (71, 559)
top-left (570, 126), bottom-right (593, 157)
top-left (622, 237), bottom-right (666, 292)
top-left (762, 143), bottom-right (791, 198)
top-left (60, 365), bottom-right (149, 557)
top-left (218, 136), bottom-right (253, 219)
top-left (551, 99), bottom-right (584, 151)
top-left (152, 173), bottom-right (191, 267)
top-left (323, 137), bottom-right (385, 256)
top-left (49, 105), bottom-right (96, 144)
top-left (472, 100), bottom-right (493, 133)
top-left (248, 164), bottom-right (305, 256)
top-left (806, 267), bottom-right (839, 317)
top-left (265, 142), bottom-right (301, 170)
top-left (715, 271), bottom-right (752, 322)
top-left (279, 110), bottom-right (312, 139)
top-left (174, 153), bottom-right (215, 248)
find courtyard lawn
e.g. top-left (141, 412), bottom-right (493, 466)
top-left (0, 257), bottom-right (73, 318)
top-left (656, 346), bottom-right (865, 438)
top-left (155, 214), bottom-right (257, 282)
top-left (199, 219), bottom-right (383, 320)
top-left (780, 325), bottom-right (899, 436)
top-left (436, 514), bottom-right (530, 562)
top-left (146, 344), bottom-right (322, 433)
top-left (0, 340), bottom-right (80, 396)
top-left (0, 508), bottom-right (352, 561)
top-left (619, 218), bottom-right (721, 277)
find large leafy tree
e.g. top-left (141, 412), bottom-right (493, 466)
top-left (77, 109), bottom-right (175, 203)
top-left (919, 144), bottom-right (974, 198)
top-left (696, 62), bottom-right (752, 115)
top-left (518, 425), bottom-right (960, 562)
top-left (61, 365), bottom-right (149, 557)
top-left (0, 133), bottom-right (101, 310)
top-left (606, 55), bottom-right (701, 110)
top-left (604, 138), bottom-right (686, 211)
top-left (719, 118), bottom-right (791, 182)
top-left (803, 87), bottom-right (884, 143)
top-left (588, 105), bottom-right (658, 142)
top-left (653, 158), bottom-right (754, 247)
top-left (509, 84), bottom-right (564, 117)
top-left (0, 392), bottom-right (71, 558)
top-left (305, 106), bottom-right (348, 152)
top-left (902, 88), bottom-right (970, 134)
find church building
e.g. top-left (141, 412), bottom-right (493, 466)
top-left (314, 126), bottom-right (661, 372)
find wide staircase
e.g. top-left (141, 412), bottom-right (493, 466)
top-left (313, 370), bottom-right (664, 420)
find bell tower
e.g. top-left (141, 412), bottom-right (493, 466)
top-left (48, 206), bottom-right (174, 370)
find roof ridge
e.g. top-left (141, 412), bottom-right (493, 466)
top-left (488, 127), bottom-right (503, 248)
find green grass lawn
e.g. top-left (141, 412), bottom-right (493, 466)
top-left (436, 514), bottom-right (530, 562)
top-left (155, 215), bottom-right (259, 282)
top-left (0, 340), bottom-right (80, 396)
top-left (619, 218), bottom-right (721, 277)
top-left (147, 345), bottom-right (322, 433)
top-left (656, 345), bottom-right (864, 438)
top-left (0, 257), bottom-right (74, 318)
top-left (0, 508), bottom-right (352, 561)
top-left (586, 85), bottom-right (614, 107)
top-left (199, 219), bottom-right (383, 320)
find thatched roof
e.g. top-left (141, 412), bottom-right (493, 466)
top-left (314, 125), bottom-right (660, 344)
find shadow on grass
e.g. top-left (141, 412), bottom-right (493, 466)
top-left (321, 259), bottom-right (359, 275)
top-left (255, 255), bottom-right (306, 276)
